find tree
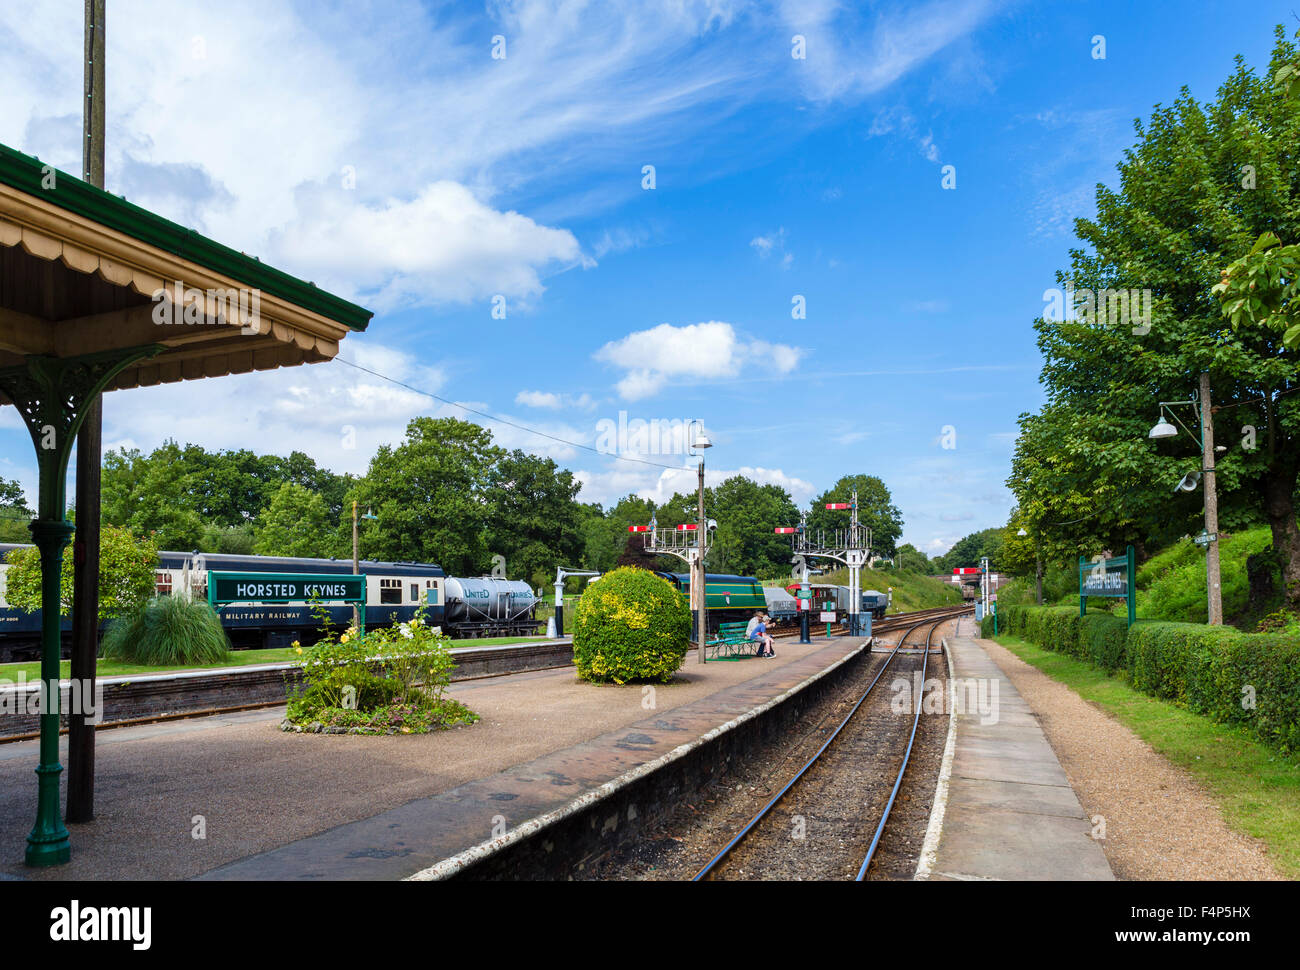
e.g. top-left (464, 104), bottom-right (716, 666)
top-left (348, 417), bottom-right (500, 576)
top-left (894, 543), bottom-right (934, 573)
top-left (0, 476), bottom-right (32, 543)
top-left (938, 528), bottom-right (1004, 572)
top-left (705, 476), bottom-right (800, 578)
top-left (583, 495), bottom-right (657, 573)
top-left (1014, 26), bottom-right (1300, 605)
top-left (484, 450), bottom-right (584, 588)
top-left (806, 474), bottom-right (903, 556)
top-left (253, 483), bottom-right (332, 558)
top-left (4, 525), bottom-right (157, 619)
top-left (102, 443), bottom-right (205, 550)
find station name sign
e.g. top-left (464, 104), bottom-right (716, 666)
top-left (1081, 560), bottom-right (1129, 597)
top-left (209, 572), bottom-right (365, 604)
top-left (1079, 546), bottom-right (1136, 626)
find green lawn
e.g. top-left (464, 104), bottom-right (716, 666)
top-left (0, 634), bottom-right (548, 682)
top-left (993, 633), bottom-right (1300, 879)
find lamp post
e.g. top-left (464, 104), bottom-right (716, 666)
top-left (691, 428), bottom-right (712, 664)
top-left (1147, 374), bottom-right (1224, 625)
top-left (1016, 527), bottom-right (1043, 605)
top-left (351, 502), bottom-right (377, 627)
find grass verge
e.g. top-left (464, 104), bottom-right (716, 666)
top-left (0, 635), bottom-right (548, 682)
top-left (992, 632), bottom-right (1300, 879)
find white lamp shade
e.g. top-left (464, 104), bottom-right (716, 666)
top-left (693, 433), bottom-right (712, 449)
top-left (1148, 418), bottom-right (1178, 439)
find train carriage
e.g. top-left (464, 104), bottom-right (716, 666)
top-left (0, 545), bottom-right (541, 662)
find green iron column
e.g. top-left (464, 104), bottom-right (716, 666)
top-left (0, 346), bottom-right (160, 867)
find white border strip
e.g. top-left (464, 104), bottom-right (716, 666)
top-left (405, 638), bottom-right (873, 881)
top-left (914, 635), bottom-right (957, 881)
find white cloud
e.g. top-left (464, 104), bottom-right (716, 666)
top-left (515, 390), bottom-right (595, 411)
top-left (779, 0), bottom-right (1001, 101)
top-left (749, 227), bottom-right (793, 267)
top-left (595, 321), bottom-right (804, 400)
top-left (267, 181), bottom-right (584, 310)
top-left (573, 462), bottom-right (816, 509)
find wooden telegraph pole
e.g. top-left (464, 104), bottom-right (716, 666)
top-left (68, 0), bottom-right (106, 823)
top-left (1200, 372), bottom-right (1223, 625)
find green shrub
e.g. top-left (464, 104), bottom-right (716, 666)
top-left (996, 605), bottom-right (1300, 755)
top-left (572, 567), bottom-right (690, 684)
top-left (285, 611), bottom-right (476, 734)
top-left (100, 595), bottom-right (232, 666)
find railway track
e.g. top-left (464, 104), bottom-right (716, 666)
top-left (770, 604), bottom-right (969, 640)
top-left (692, 609), bottom-right (962, 881)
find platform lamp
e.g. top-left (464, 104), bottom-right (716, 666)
top-left (1016, 527), bottom-right (1044, 605)
top-left (1145, 378), bottom-right (1227, 625)
top-left (691, 426), bottom-right (712, 664)
top-left (352, 502), bottom-right (378, 627)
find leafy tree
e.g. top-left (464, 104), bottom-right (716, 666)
top-left (894, 543), bottom-right (934, 573)
top-left (484, 450), bottom-right (584, 588)
top-left (4, 524), bottom-right (157, 619)
top-left (582, 495), bottom-right (657, 573)
top-left (0, 476), bottom-right (32, 543)
top-left (348, 417), bottom-right (500, 576)
top-left (705, 476), bottom-right (800, 578)
top-left (938, 527), bottom-right (1004, 572)
top-left (1012, 26), bottom-right (1300, 604)
top-left (102, 443), bottom-right (205, 550)
top-left (253, 483), bottom-right (332, 558)
top-left (805, 474), bottom-right (903, 556)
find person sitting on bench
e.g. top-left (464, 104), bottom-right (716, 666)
top-left (749, 613), bottom-right (775, 657)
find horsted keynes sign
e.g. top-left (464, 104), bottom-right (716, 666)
top-left (207, 571), bottom-right (369, 636)
top-left (208, 572), bottom-right (365, 604)
top-left (1078, 545), bottom-right (1136, 626)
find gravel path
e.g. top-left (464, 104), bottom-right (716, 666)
top-left (975, 628), bottom-right (1283, 881)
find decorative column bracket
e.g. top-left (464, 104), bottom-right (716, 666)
top-left (0, 344), bottom-right (162, 867)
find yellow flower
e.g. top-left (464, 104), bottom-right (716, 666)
top-left (294, 646), bottom-right (303, 655)
top-left (340, 634), bottom-right (350, 644)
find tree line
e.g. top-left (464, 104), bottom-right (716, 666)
top-left (0, 418), bottom-right (915, 590)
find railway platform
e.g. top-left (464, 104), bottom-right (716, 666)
top-left (0, 632), bottom-right (870, 880)
top-left (916, 631), bottom-right (1114, 881)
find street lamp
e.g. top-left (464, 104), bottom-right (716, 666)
top-left (691, 427), bottom-right (712, 664)
top-left (1016, 526), bottom-right (1043, 605)
top-left (1145, 375), bottom-right (1223, 625)
top-left (352, 502), bottom-right (377, 626)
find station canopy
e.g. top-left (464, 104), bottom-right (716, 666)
top-left (0, 141), bottom-right (371, 391)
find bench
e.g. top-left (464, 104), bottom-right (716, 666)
top-left (705, 621), bottom-right (760, 660)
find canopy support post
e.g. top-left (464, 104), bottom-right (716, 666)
top-left (0, 346), bottom-right (160, 867)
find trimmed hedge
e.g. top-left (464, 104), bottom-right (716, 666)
top-left (983, 604), bottom-right (1300, 753)
top-left (572, 567), bottom-right (690, 684)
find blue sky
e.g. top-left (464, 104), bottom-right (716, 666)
top-left (0, 0), bottom-right (1292, 555)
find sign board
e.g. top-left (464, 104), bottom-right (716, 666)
top-left (819, 611), bottom-right (836, 623)
top-left (953, 567), bottom-right (981, 575)
top-left (1193, 532), bottom-right (1218, 546)
top-left (1079, 546), bottom-right (1136, 626)
top-left (209, 572), bottom-right (365, 604)
top-left (208, 571), bottom-right (368, 635)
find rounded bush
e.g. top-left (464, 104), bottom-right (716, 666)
top-left (572, 567), bottom-right (690, 684)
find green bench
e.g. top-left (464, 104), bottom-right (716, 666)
top-left (705, 621), bottom-right (759, 660)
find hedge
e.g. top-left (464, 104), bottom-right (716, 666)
top-left (982, 604), bottom-right (1300, 754)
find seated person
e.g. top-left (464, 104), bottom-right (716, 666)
top-left (750, 613), bottom-right (775, 657)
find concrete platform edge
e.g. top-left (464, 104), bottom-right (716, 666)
top-left (405, 638), bottom-right (873, 881)
top-left (914, 637), bottom-right (957, 880)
